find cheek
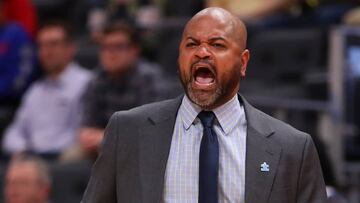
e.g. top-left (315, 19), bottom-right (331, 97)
top-left (39, 49), bottom-right (51, 60)
top-left (101, 53), bottom-right (119, 64)
top-left (178, 52), bottom-right (192, 72)
top-left (41, 48), bottom-right (63, 62)
top-left (128, 49), bottom-right (138, 60)
top-left (64, 48), bottom-right (74, 58)
top-left (218, 57), bottom-right (242, 80)
top-left (99, 54), bottom-right (109, 67)
top-left (178, 63), bottom-right (190, 82)
top-left (118, 53), bottom-right (133, 66)
top-left (53, 47), bottom-right (66, 56)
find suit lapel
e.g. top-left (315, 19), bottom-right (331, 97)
top-left (137, 94), bottom-right (282, 202)
top-left (138, 96), bottom-right (182, 203)
top-left (245, 126), bottom-right (282, 203)
top-left (240, 95), bottom-right (282, 203)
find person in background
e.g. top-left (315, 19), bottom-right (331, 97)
top-left (87, 0), bottom-right (137, 42)
top-left (78, 21), bottom-right (166, 158)
top-left (297, 0), bottom-right (358, 26)
top-left (4, 153), bottom-right (51, 203)
top-left (0, 0), bottom-right (38, 148)
top-left (343, 5), bottom-right (360, 25)
top-left (206, 0), bottom-right (296, 28)
top-left (2, 21), bottom-right (92, 160)
top-left (208, 0), bottom-right (359, 28)
top-left (1, 0), bottom-right (38, 38)
top-left (207, 0), bottom-right (295, 20)
top-left (0, 0), bottom-right (37, 102)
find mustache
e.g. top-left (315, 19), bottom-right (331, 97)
top-left (191, 59), bottom-right (216, 70)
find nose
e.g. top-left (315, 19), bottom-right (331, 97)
top-left (194, 44), bottom-right (211, 59)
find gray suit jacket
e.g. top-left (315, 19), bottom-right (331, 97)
top-left (82, 95), bottom-right (327, 203)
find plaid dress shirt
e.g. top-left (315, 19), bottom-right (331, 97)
top-left (164, 95), bottom-right (247, 203)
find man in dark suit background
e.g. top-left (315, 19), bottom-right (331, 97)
top-left (82, 7), bottom-right (327, 203)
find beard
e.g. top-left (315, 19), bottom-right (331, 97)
top-left (178, 57), bottom-right (242, 110)
top-left (179, 71), bottom-right (239, 110)
top-left (184, 80), bottom-right (224, 109)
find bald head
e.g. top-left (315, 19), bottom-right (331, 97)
top-left (183, 7), bottom-right (247, 49)
top-left (178, 7), bottom-right (250, 110)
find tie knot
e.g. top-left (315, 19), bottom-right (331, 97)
top-left (198, 111), bottom-right (215, 128)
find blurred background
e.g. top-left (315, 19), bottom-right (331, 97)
top-left (0, 0), bottom-right (360, 202)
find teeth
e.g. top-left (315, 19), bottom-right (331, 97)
top-left (196, 76), bottom-right (214, 84)
top-left (195, 69), bottom-right (214, 85)
top-left (192, 65), bottom-right (215, 86)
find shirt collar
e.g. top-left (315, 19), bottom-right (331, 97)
top-left (179, 94), bottom-right (244, 135)
top-left (179, 95), bottom-right (201, 130)
top-left (213, 95), bottom-right (244, 135)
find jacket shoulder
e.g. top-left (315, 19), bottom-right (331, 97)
top-left (246, 103), bottom-right (311, 150)
top-left (111, 97), bottom-right (181, 124)
top-left (258, 109), bottom-right (307, 137)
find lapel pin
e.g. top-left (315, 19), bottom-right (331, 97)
top-left (260, 162), bottom-right (270, 172)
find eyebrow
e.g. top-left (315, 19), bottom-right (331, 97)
top-left (208, 37), bottom-right (227, 42)
top-left (185, 36), bottom-right (227, 43)
top-left (186, 37), bottom-right (199, 43)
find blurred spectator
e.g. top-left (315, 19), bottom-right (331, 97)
top-left (0, 0), bottom-right (37, 102)
top-left (2, 21), bottom-right (92, 160)
top-left (206, 0), bottom-right (358, 29)
top-left (4, 153), bottom-right (51, 203)
top-left (78, 21), bottom-right (165, 158)
top-left (88, 0), bottom-right (135, 41)
top-left (203, 0), bottom-right (304, 40)
top-left (206, 0), bottom-right (295, 21)
top-left (296, 0), bottom-right (358, 27)
top-left (2, 0), bottom-right (38, 38)
top-left (87, 0), bottom-right (162, 41)
top-left (343, 6), bottom-right (360, 25)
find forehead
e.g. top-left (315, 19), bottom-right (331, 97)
top-left (7, 163), bottom-right (38, 180)
top-left (102, 32), bottom-right (130, 43)
top-left (37, 27), bottom-right (66, 41)
top-left (183, 14), bottom-right (235, 40)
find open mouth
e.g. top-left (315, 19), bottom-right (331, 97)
top-left (193, 65), bottom-right (216, 87)
top-left (195, 68), bottom-right (215, 84)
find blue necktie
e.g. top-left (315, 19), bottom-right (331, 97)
top-left (198, 111), bottom-right (219, 203)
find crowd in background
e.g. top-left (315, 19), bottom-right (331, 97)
top-left (1, 0), bottom-right (360, 202)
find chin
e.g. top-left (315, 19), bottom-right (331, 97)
top-left (187, 87), bottom-right (221, 109)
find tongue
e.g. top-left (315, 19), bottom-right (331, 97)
top-left (195, 72), bottom-right (214, 84)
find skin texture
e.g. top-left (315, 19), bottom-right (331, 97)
top-left (99, 31), bottom-right (139, 77)
top-left (37, 26), bottom-right (76, 79)
top-left (178, 7), bottom-right (250, 110)
top-left (5, 162), bottom-right (50, 203)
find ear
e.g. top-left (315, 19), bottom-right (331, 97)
top-left (240, 49), bottom-right (250, 77)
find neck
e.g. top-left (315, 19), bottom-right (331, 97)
top-left (47, 66), bottom-right (67, 80)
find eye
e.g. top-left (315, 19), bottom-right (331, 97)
top-left (212, 43), bottom-right (225, 48)
top-left (186, 42), bottom-right (197, 48)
